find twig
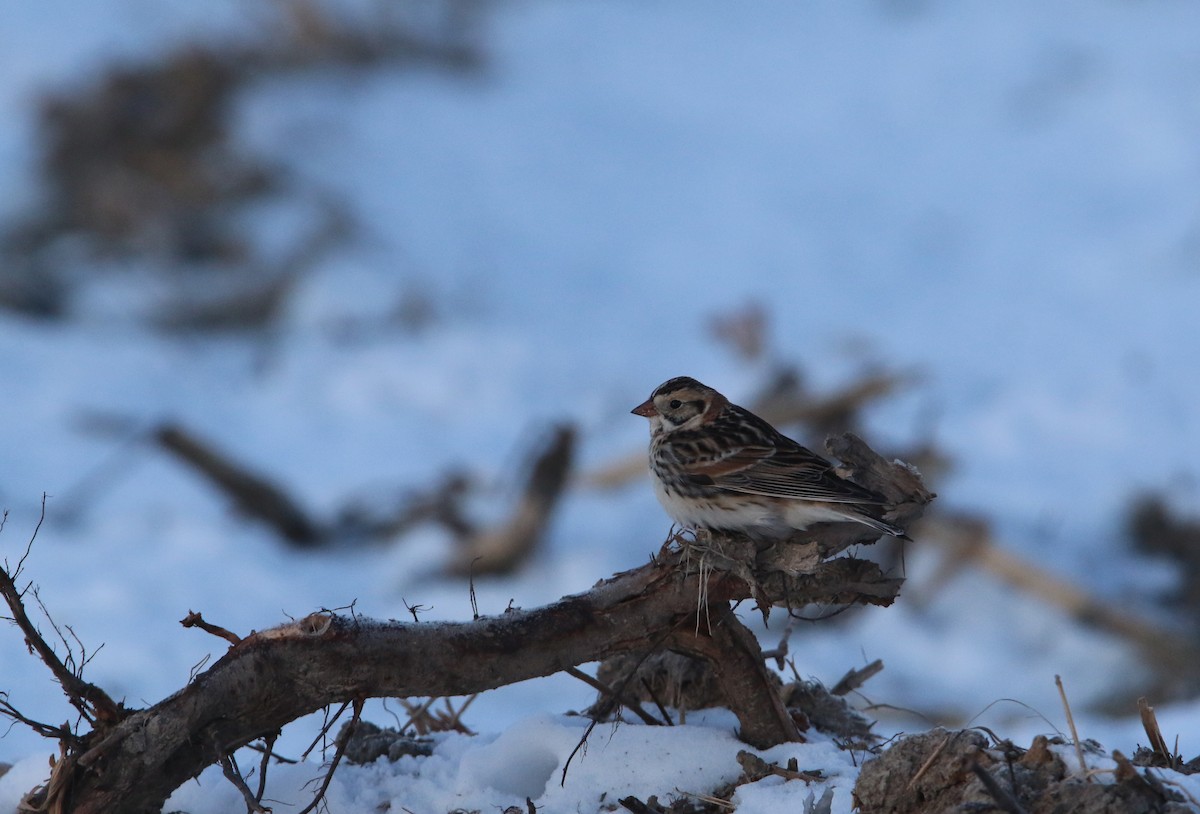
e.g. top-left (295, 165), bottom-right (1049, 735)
top-left (469, 559), bottom-right (480, 620)
top-left (255, 732), bottom-right (278, 801)
top-left (154, 423), bottom-right (324, 546)
top-left (219, 751), bottom-right (272, 814)
top-left (830, 659), bottom-right (884, 696)
top-left (32, 588), bottom-right (103, 678)
top-left (759, 618), bottom-right (794, 670)
top-left (640, 678), bottom-right (675, 727)
top-left (300, 700), bottom-right (351, 762)
top-left (189, 653), bottom-right (212, 683)
top-left (296, 698), bottom-right (363, 814)
top-left (398, 696), bottom-right (439, 735)
top-left (969, 756), bottom-right (1028, 814)
top-left (920, 515), bottom-right (1200, 684)
top-left (13, 494), bottom-right (47, 579)
top-left (562, 637), bottom-right (677, 786)
top-left (907, 734), bottom-right (951, 789)
top-left (0, 696), bottom-right (73, 741)
top-left (440, 693), bottom-right (478, 733)
top-left (565, 667), bottom-right (663, 727)
top-left (402, 598), bottom-right (428, 622)
top-left (180, 610), bottom-right (243, 646)
top-left (1137, 697), bottom-right (1173, 763)
top-left (736, 750), bottom-right (825, 783)
top-left (0, 502), bottom-right (124, 726)
top-left (244, 738), bottom-right (299, 766)
top-left (449, 425), bottom-right (575, 575)
top-left (618, 796), bottom-right (663, 814)
top-left (1056, 675), bottom-right (1087, 776)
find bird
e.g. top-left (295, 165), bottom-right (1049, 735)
top-left (631, 376), bottom-right (906, 540)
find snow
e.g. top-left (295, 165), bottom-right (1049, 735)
top-left (2, 0), bottom-right (1200, 811)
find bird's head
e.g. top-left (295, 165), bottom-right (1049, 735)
top-left (631, 376), bottom-right (726, 434)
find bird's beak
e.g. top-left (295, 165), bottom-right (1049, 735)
top-left (631, 398), bottom-right (658, 417)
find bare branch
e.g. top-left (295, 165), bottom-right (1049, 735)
top-left (296, 699), bottom-right (363, 814)
top-left (0, 525), bottom-right (123, 728)
top-left (154, 423), bottom-right (325, 547)
top-left (565, 666), bottom-right (664, 727)
top-left (219, 751), bottom-right (272, 814)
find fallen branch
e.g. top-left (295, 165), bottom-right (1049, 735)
top-left (4, 433), bottom-right (929, 814)
top-left (917, 513), bottom-right (1200, 697)
top-left (155, 424), bottom-right (325, 546)
top-left (448, 424), bottom-right (575, 575)
top-left (17, 550), bottom-right (903, 813)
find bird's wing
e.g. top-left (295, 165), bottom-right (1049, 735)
top-left (670, 432), bottom-right (886, 505)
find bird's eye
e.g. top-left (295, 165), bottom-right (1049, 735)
top-left (668, 399), bottom-right (682, 409)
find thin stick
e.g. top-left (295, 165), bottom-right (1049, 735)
top-left (296, 698), bottom-right (363, 814)
top-left (562, 632), bottom-right (675, 786)
top-left (398, 696), bottom-right (440, 735)
top-left (255, 732), bottom-right (278, 802)
top-left (219, 752), bottom-right (272, 813)
top-left (640, 678), bottom-right (675, 727)
top-left (181, 610), bottom-right (243, 646)
top-left (564, 667), bottom-right (662, 727)
top-left (441, 693), bottom-right (478, 732)
top-left (300, 700), bottom-right (350, 762)
top-left (830, 659), bottom-right (884, 696)
top-left (969, 758), bottom-right (1028, 814)
top-left (907, 734), bottom-right (950, 789)
top-left (1056, 675), bottom-right (1087, 776)
top-left (1137, 697), bottom-right (1172, 762)
top-left (0, 497), bottom-right (123, 725)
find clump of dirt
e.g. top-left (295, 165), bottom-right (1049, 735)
top-left (853, 729), bottom-right (1193, 814)
top-left (337, 720), bottom-right (434, 765)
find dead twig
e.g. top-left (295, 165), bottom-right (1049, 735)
top-left (449, 425), bottom-right (575, 576)
top-left (296, 698), bottom-right (363, 814)
top-left (219, 751), bottom-right (272, 814)
top-left (969, 755), bottom-right (1029, 814)
top-left (736, 750), bottom-right (825, 784)
top-left (180, 610), bottom-right (243, 646)
top-left (4, 432), bottom-right (928, 814)
top-left (1138, 697), bottom-right (1173, 764)
top-left (0, 498), bottom-right (124, 727)
top-left (155, 424), bottom-right (325, 546)
top-left (919, 514), bottom-right (1200, 699)
top-left (299, 701), bottom-right (351, 763)
top-left (830, 659), bottom-right (884, 697)
top-left (907, 733), bottom-right (952, 790)
top-left (1056, 675), bottom-right (1087, 776)
top-left (565, 667), bottom-right (664, 727)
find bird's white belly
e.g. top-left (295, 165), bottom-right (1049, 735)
top-left (651, 476), bottom-right (855, 534)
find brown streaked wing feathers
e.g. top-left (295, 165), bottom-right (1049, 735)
top-left (671, 405), bottom-right (887, 505)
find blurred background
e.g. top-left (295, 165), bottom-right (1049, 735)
top-left (2, 0), bottom-right (1200, 769)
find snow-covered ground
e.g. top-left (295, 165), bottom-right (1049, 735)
top-left (3, 1), bottom-right (1200, 811)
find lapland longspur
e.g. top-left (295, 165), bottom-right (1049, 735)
top-left (632, 376), bottom-right (906, 540)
